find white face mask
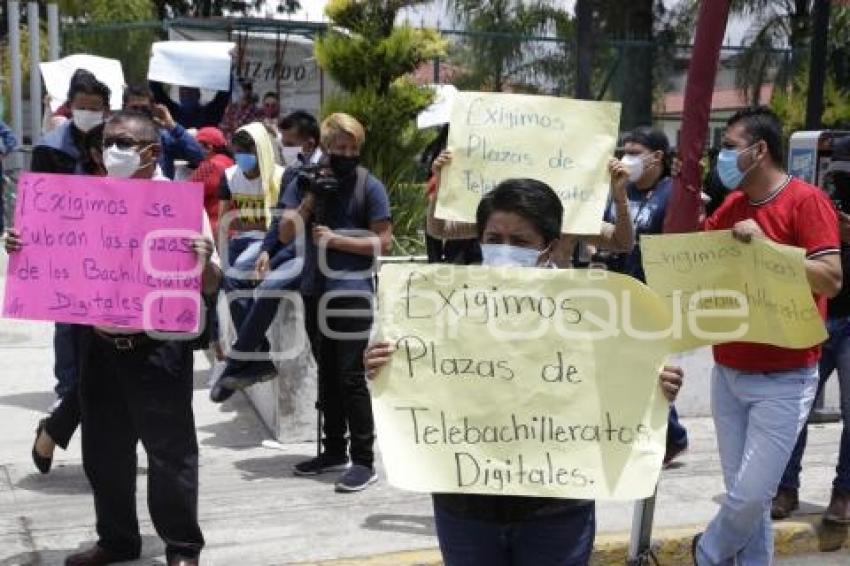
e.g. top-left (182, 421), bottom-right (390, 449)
top-left (281, 146), bottom-right (301, 166)
top-left (621, 154), bottom-right (646, 183)
top-left (481, 243), bottom-right (543, 267)
top-left (72, 109), bottom-right (105, 133)
top-left (104, 144), bottom-right (151, 178)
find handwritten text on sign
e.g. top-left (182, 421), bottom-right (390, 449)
top-left (640, 230), bottom-right (827, 352)
top-left (371, 264), bottom-right (672, 500)
top-left (435, 92), bottom-right (621, 235)
top-left (3, 173), bottom-right (204, 332)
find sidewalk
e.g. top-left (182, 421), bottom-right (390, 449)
top-left (0, 256), bottom-right (848, 564)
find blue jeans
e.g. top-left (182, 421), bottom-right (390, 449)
top-left (434, 501), bottom-right (595, 566)
top-left (697, 363), bottom-right (818, 566)
top-left (222, 237), bottom-right (264, 328)
top-left (211, 236), bottom-right (263, 340)
top-left (228, 247), bottom-right (304, 356)
top-left (780, 316), bottom-right (850, 491)
top-left (54, 323), bottom-right (78, 398)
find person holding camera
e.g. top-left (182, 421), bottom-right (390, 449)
top-left (279, 112), bottom-right (392, 492)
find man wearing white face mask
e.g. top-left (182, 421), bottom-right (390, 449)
top-left (62, 110), bottom-right (219, 566)
top-left (25, 69), bottom-right (111, 479)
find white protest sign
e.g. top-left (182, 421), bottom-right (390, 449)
top-left (40, 54), bottom-right (125, 111)
top-left (417, 84), bottom-right (458, 129)
top-left (168, 25), bottom-right (326, 118)
top-left (148, 41), bottom-right (235, 92)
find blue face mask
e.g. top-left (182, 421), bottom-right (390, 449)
top-left (235, 152), bottom-right (258, 173)
top-left (481, 244), bottom-right (542, 267)
top-left (717, 144), bottom-right (756, 190)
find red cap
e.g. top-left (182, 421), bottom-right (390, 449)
top-left (196, 127), bottom-right (227, 149)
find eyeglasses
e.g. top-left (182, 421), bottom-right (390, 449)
top-left (102, 136), bottom-right (155, 150)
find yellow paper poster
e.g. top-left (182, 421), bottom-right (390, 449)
top-left (640, 230), bottom-right (828, 353)
top-left (435, 91), bottom-right (622, 235)
top-left (371, 263), bottom-right (672, 500)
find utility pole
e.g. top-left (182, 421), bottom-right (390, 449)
top-left (805, 0), bottom-right (831, 129)
top-left (575, 0), bottom-right (593, 100)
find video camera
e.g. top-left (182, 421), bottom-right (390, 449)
top-left (296, 163), bottom-right (340, 198)
top-left (296, 161), bottom-right (340, 224)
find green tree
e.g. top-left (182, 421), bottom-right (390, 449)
top-left (50, 0), bottom-right (160, 85)
top-left (771, 67), bottom-right (850, 136)
top-left (150, 0), bottom-right (301, 18)
top-left (445, 0), bottom-right (553, 92)
top-left (316, 0), bottom-right (446, 254)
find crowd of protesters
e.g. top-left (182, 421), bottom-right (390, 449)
top-left (0, 51), bottom-right (848, 566)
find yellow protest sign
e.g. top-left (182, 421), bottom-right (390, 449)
top-left (371, 264), bottom-right (672, 500)
top-left (435, 91), bottom-right (621, 235)
top-left (640, 230), bottom-right (827, 353)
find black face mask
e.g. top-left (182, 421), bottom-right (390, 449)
top-left (329, 153), bottom-right (360, 178)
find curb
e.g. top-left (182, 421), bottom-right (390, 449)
top-left (293, 514), bottom-right (850, 565)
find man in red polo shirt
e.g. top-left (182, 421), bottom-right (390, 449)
top-left (693, 107), bottom-right (842, 566)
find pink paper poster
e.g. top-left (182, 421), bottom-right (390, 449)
top-left (3, 173), bottom-right (205, 332)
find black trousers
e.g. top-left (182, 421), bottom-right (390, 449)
top-left (304, 294), bottom-right (375, 468)
top-left (45, 384), bottom-right (79, 449)
top-left (78, 330), bottom-right (204, 559)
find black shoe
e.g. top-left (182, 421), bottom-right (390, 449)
top-left (219, 359), bottom-right (278, 391)
top-left (691, 533), bottom-right (702, 565)
top-left (32, 419), bottom-right (52, 474)
top-left (663, 442), bottom-right (688, 468)
top-left (209, 380), bottom-right (235, 403)
top-left (293, 453), bottom-right (350, 476)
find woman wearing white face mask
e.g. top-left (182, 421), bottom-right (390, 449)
top-left (600, 127), bottom-right (689, 468)
top-left (365, 178), bottom-right (685, 566)
top-left (31, 69), bottom-right (110, 177)
top-left (25, 68), bottom-right (111, 478)
top-left (601, 127), bottom-right (672, 282)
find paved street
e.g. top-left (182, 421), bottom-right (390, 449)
top-left (1, 251), bottom-right (849, 565)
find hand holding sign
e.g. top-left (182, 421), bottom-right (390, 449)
top-left (148, 41), bottom-right (235, 91)
top-left (436, 92), bottom-right (621, 235)
top-left (371, 263), bottom-right (672, 500)
top-left (2, 173), bottom-right (205, 332)
top-left (640, 230), bottom-right (827, 352)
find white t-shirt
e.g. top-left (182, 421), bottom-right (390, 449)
top-left (221, 164), bottom-right (285, 235)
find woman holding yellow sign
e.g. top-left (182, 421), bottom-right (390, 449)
top-left (365, 177), bottom-right (684, 566)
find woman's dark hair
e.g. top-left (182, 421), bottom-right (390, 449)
top-left (622, 126), bottom-right (671, 177)
top-left (726, 106), bottom-right (784, 165)
top-left (67, 69), bottom-right (111, 107)
top-left (476, 179), bottom-right (563, 245)
top-left (231, 130), bottom-right (255, 152)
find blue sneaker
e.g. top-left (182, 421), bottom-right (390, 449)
top-left (334, 464), bottom-right (377, 493)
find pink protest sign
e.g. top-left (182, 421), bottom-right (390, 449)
top-left (3, 173), bottom-right (205, 332)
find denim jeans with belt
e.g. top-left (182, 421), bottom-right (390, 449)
top-left (696, 363), bottom-right (818, 565)
top-left (780, 315), bottom-right (850, 492)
